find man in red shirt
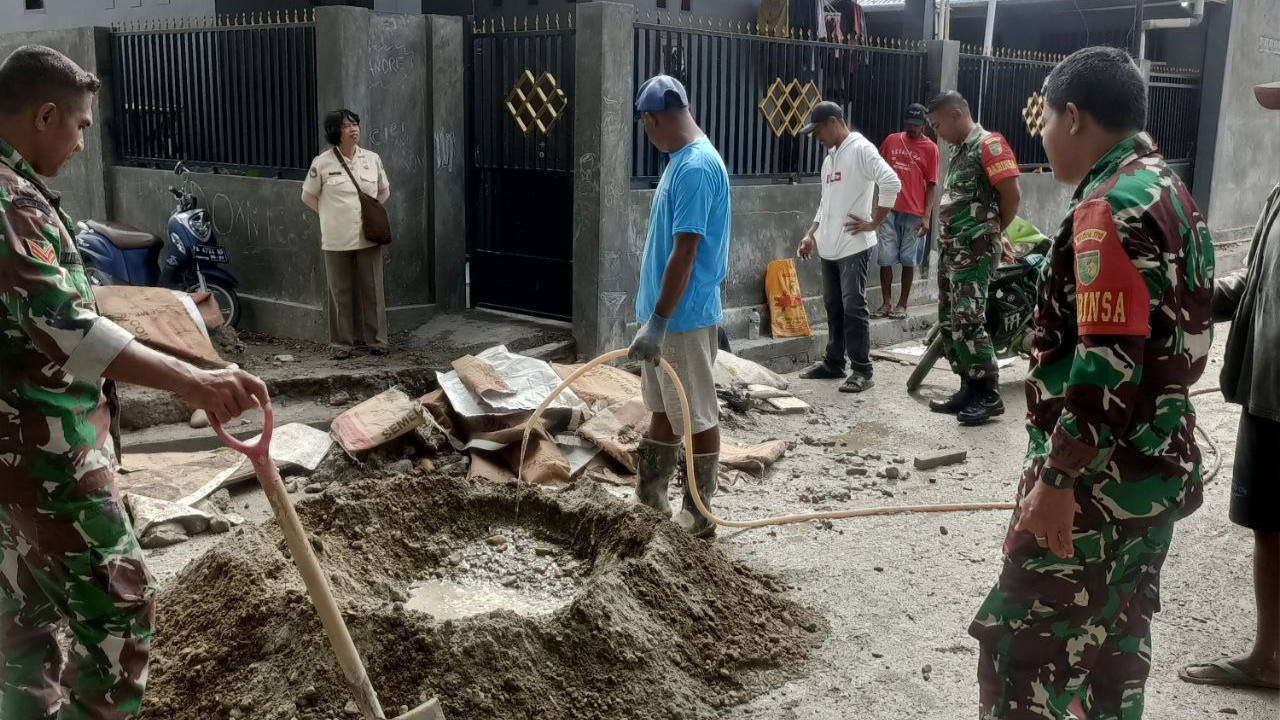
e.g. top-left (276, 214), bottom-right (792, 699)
top-left (875, 103), bottom-right (939, 318)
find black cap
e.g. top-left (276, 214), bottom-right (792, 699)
top-left (799, 101), bottom-right (844, 135)
top-left (904, 103), bottom-right (927, 126)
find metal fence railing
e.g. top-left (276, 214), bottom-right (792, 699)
top-left (633, 14), bottom-right (927, 184)
top-left (957, 50), bottom-right (1062, 169)
top-left (110, 12), bottom-right (318, 178)
top-left (958, 48), bottom-right (1202, 170)
top-left (1147, 70), bottom-right (1201, 162)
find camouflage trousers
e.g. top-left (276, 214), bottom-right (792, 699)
top-left (0, 453), bottom-right (156, 720)
top-left (937, 232), bottom-right (1001, 380)
top-left (969, 465), bottom-right (1181, 720)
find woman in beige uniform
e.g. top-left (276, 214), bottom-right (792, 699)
top-left (302, 108), bottom-right (391, 359)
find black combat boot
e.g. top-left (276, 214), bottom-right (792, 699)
top-left (957, 376), bottom-right (1005, 425)
top-left (929, 378), bottom-right (971, 414)
top-left (634, 437), bottom-right (679, 514)
top-left (674, 452), bottom-right (719, 539)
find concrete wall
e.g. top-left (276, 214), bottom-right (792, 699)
top-left (0, 27), bottom-right (113, 220)
top-left (1014, 172), bottom-right (1074, 239)
top-left (315, 7), bottom-right (438, 331)
top-left (0, 0), bottom-right (214, 33)
top-left (374, 0), bottom-right (422, 12)
top-left (367, 12), bottom-right (435, 326)
top-left (1196, 0), bottom-right (1280, 258)
top-left (109, 166), bottom-right (330, 339)
top-left (464, 0), bottom-right (759, 21)
top-left (96, 7), bottom-right (465, 343)
top-left (425, 15), bottom-right (468, 312)
top-left (620, 173), bottom-right (1074, 343)
top-left (626, 184), bottom-right (828, 341)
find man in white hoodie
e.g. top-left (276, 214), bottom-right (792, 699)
top-left (797, 102), bottom-right (902, 392)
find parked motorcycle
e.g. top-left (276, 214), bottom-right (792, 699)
top-left (906, 217), bottom-right (1052, 392)
top-left (76, 162), bottom-right (241, 328)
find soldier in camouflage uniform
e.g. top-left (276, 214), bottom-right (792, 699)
top-left (0, 46), bottom-right (269, 719)
top-left (925, 91), bottom-right (1022, 425)
top-left (969, 47), bottom-right (1214, 719)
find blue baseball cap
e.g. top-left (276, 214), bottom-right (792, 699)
top-left (635, 74), bottom-right (689, 116)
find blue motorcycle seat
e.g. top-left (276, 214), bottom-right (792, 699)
top-left (87, 220), bottom-right (161, 250)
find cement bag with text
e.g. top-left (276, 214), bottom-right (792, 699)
top-left (764, 258), bottom-right (811, 338)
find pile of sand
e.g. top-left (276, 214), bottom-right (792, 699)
top-left (139, 460), bottom-right (822, 720)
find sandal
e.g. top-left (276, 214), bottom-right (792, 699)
top-left (871, 306), bottom-right (892, 319)
top-left (839, 374), bottom-right (875, 393)
top-left (889, 306), bottom-right (909, 319)
top-left (1179, 658), bottom-right (1280, 689)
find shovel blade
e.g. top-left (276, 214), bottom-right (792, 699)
top-left (393, 698), bottom-right (445, 720)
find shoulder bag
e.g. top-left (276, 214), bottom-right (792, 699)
top-left (334, 148), bottom-right (392, 246)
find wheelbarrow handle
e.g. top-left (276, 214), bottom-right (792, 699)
top-left (210, 403), bottom-right (275, 466)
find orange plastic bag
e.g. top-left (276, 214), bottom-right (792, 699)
top-left (764, 258), bottom-right (811, 338)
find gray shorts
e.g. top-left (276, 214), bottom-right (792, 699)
top-left (641, 324), bottom-right (719, 436)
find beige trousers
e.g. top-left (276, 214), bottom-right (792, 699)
top-left (323, 247), bottom-right (387, 350)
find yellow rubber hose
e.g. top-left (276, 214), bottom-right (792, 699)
top-left (518, 351), bottom-right (1226, 528)
top-left (518, 349), bottom-right (1018, 529)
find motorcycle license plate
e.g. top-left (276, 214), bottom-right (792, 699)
top-left (193, 245), bottom-right (228, 264)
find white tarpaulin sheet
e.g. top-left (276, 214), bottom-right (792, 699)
top-left (437, 345), bottom-right (585, 418)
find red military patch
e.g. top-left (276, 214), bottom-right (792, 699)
top-left (26, 238), bottom-right (57, 265)
top-left (980, 133), bottom-right (1020, 184)
top-left (1071, 199), bottom-right (1150, 336)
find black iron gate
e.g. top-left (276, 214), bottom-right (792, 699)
top-left (468, 17), bottom-right (576, 320)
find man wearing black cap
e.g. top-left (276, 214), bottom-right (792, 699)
top-left (796, 101), bottom-right (902, 393)
top-left (875, 103), bottom-right (939, 318)
top-left (628, 74), bottom-right (732, 539)
top-left (1179, 79), bottom-right (1280, 692)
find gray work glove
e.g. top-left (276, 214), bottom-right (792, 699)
top-left (628, 314), bottom-right (669, 364)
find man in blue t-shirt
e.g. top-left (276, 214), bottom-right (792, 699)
top-left (629, 74), bottom-right (731, 539)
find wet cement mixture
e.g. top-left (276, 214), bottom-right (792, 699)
top-left (139, 457), bottom-right (823, 720)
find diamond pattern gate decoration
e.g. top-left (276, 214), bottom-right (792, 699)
top-left (468, 17), bottom-right (576, 320)
top-left (505, 70), bottom-right (570, 136)
top-left (758, 79), bottom-right (823, 137)
top-left (1023, 91), bottom-right (1046, 137)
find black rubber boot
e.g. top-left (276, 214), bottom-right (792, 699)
top-left (634, 437), bottom-right (679, 514)
top-left (957, 377), bottom-right (1005, 425)
top-left (674, 452), bottom-right (719, 539)
top-left (929, 378), bottom-right (971, 414)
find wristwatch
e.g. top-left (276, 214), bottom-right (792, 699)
top-left (1039, 465), bottom-right (1074, 489)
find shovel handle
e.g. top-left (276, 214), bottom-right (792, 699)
top-left (210, 403), bottom-right (275, 467)
top-left (210, 403), bottom-right (387, 719)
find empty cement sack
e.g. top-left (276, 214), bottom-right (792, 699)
top-left (331, 388), bottom-right (424, 455)
top-left (714, 352), bottom-right (789, 391)
top-left (764, 258), bottom-right (811, 338)
top-left (93, 285), bottom-right (225, 367)
top-left (720, 440), bottom-right (787, 476)
top-left (576, 397), bottom-right (650, 473)
top-left (452, 353), bottom-right (515, 400)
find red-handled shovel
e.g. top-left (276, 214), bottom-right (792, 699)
top-left (212, 405), bottom-right (444, 720)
